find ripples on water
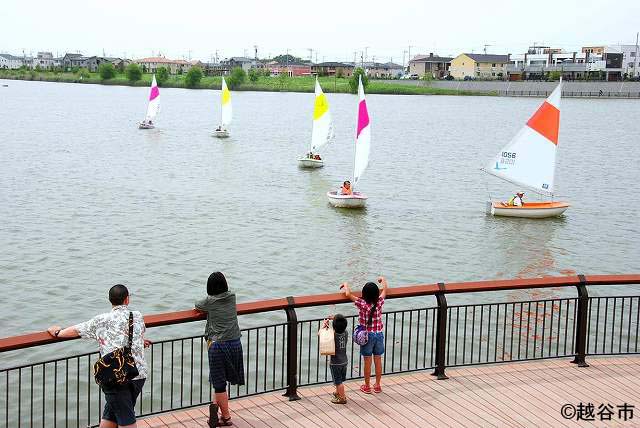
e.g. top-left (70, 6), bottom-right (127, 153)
top-left (0, 80), bottom-right (639, 351)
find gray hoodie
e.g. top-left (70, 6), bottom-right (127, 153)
top-left (195, 291), bottom-right (241, 342)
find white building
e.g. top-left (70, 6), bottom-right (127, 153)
top-left (33, 52), bottom-right (54, 70)
top-left (606, 44), bottom-right (640, 78)
top-left (507, 46), bottom-right (604, 80)
top-left (0, 53), bottom-right (24, 69)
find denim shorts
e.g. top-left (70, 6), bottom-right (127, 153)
top-left (360, 331), bottom-right (385, 357)
top-left (330, 364), bottom-right (347, 385)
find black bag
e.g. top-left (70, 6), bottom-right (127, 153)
top-left (93, 312), bottom-right (139, 387)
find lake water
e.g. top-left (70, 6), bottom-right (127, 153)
top-left (1, 79), bottom-right (639, 349)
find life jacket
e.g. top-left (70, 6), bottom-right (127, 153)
top-left (508, 196), bottom-right (516, 206)
top-left (341, 186), bottom-right (352, 195)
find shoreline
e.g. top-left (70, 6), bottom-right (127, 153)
top-left (0, 72), bottom-right (490, 97)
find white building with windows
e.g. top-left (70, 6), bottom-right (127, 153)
top-left (0, 53), bottom-right (24, 69)
top-left (606, 44), bottom-right (640, 78)
top-left (33, 52), bottom-right (54, 70)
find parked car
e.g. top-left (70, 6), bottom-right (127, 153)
top-left (463, 75), bottom-right (475, 81)
top-left (409, 74), bottom-right (419, 80)
top-left (442, 74), bottom-right (454, 80)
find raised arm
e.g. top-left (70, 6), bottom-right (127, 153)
top-left (340, 282), bottom-right (358, 302)
top-left (378, 276), bottom-right (389, 299)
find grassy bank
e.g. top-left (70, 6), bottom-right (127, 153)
top-left (0, 70), bottom-right (490, 96)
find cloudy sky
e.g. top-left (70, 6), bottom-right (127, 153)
top-left (2, 0), bottom-right (638, 63)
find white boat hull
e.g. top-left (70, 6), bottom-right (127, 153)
top-left (490, 201), bottom-right (569, 218)
top-left (138, 123), bottom-right (154, 129)
top-left (213, 130), bottom-right (230, 138)
top-left (327, 191), bottom-right (367, 208)
top-left (298, 158), bottom-right (324, 168)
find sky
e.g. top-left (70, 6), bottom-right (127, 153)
top-left (1, 0), bottom-right (639, 64)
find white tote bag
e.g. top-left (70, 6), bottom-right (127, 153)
top-left (318, 324), bottom-right (335, 356)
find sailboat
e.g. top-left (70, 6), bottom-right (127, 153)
top-left (139, 75), bottom-right (160, 129)
top-left (482, 79), bottom-right (569, 218)
top-left (298, 77), bottom-right (334, 168)
top-left (213, 77), bottom-right (232, 138)
top-left (327, 76), bottom-right (370, 208)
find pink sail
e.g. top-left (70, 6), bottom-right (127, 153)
top-left (353, 76), bottom-right (370, 185)
top-left (144, 75), bottom-right (160, 122)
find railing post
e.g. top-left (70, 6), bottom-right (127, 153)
top-left (431, 283), bottom-right (449, 380)
top-left (571, 274), bottom-right (590, 367)
top-left (282, 296), bottom-right (301, 400)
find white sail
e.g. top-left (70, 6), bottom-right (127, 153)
top-left (484, 80), bottom-right (562, 196)
top-left (220, 77), bottom-right (232, 127)
top-left (353, 76), bottom-right (370, 185)
top-left (145, 75), bottom-right (160, 122)
top-left (310, 78), bottom-right (333, 151)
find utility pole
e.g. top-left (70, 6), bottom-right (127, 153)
top-left (408, 45), bottom-right (413, 63)
top-left (364, 46), bottom-right (369, 66)
top-left (353, 51), bottom-right (357, 65)
top-left (403, 50), bottom-right (407, 73)
top-left (315, 52), bottom-right (318, 63)
top-left (308, 48), bottom-right (313, 63)
top-left (254, 45), bottom-right (258, 60)
top-left (483, 44), bottom-right (491, 55)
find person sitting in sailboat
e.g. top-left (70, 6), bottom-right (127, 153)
top-left (508, 192), bottom-right (525, 207)
top-left (313, 154), bottom-right (321, 160)
top-left (340, 181), bottom-right (353, 195)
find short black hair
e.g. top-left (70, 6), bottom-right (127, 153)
top-left (333, 314), bottom-right (347, 334)
top-left (207, 272), bottom-right (229, 295)
top-left (109, 284), bottom-right (129, 305)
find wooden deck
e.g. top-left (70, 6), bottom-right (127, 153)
top-left (139, 356), bottom-right (640, 427)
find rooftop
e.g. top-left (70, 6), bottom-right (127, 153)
top-left (313, 61), bottom-right (354, 68)
top-left (135, 56), bottom-right (190, 65)
top-left (463, 53), bottom-right (511, 63)
top-left (411, 54), bottom-right (454, 63)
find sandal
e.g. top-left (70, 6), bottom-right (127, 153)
top-left (331, 395), bottom-right (347, 404)
top-left (360, 384), bottom-right (372, 394)
top-left (373, 384), bottom-right (382, 393)
top-left (218, 416), bottom-right (233, 426)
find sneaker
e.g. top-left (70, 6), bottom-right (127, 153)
top-left (331, 395), bottom-right (347, 404)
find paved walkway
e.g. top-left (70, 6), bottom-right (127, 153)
top-left (139, 356), bottom-right (640, 427)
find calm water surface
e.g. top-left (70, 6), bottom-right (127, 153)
top-left (1, 80), bottom-right (639, 357)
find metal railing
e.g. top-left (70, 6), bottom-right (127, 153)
top-left (502, 90), bottom-right (640, 98)
top-left (1, 274), bottom-right (639, 427)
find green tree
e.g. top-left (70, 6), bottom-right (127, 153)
top-left (421, 72), bottom-right (434, 82)
top-left (156, 66), bottom-right (169, 85)
top-left (98, 63), bottom-right (116, 80)
top-left (125, 63), bottom-right (142, 82)
top-left (71, 66), bottom-right (80, 74)
top-left (277, 71), bottom-right (289, 89)
top-left (248, 68), bottom-right (259, 83)
top-left (348, 67), bottom-right (369, 93)
top-left (547, 71), bottom-right (561, 81)
top-left (227, 67), bottom-right (246, 89)
top-left (35, 65), bottom-right (42, 72)
top-left (78, 68), bottom-right (90, 79)
top-left (336, 68), bottom-right (344, 79)
top-left (185, 66), bottom-right (203, 88)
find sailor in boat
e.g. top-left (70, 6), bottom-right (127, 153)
top-left (340, 181), bottom-right (353, 195)
top-left (506, 192), bottom-right (525, 207)
top-left (313, 154), bottom-right (321, 160)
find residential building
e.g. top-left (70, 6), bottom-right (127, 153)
top-left (222, 57), bottom-right (264, 72)
top-left (62, 53), bottom-right (87, 70)
top-left (311, 62), bottom-right (354, 77)
top-left (409, 53), bottom-right (453, 78)
top-left (202, 62), bottom-right (229, 76)
top-left (134, 56), bottom-right (192, 74)
top-left (362, 61), bottom-right (404, 79)
top-left (582, 46), bottom-right (605, 55)
top-left (606, 44), bottom-right (640, 78)
top-left (0, 53), bottom-right (24, 69)
top-left (33, 52), bottom-right (54, 70)
top-left (111, 58), bottom-right (131, 71)
top-left (267, 60), bottom-right (311, 77)
top-left (449, 53), bottom-right (510, 79)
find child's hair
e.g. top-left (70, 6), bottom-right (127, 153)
top-left (362, 282), bottom-right (380, 325)
top-left (333, 314), bottom-right (347, 334)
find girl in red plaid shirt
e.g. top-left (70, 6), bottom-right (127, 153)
top-left (341, 276), bottom-right (389, 394)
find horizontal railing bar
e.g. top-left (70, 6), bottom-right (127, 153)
top-left (1, 273), bottom-right (638, 352)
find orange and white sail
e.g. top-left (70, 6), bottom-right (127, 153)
top-left (484, 80), bottom-right (562, 196)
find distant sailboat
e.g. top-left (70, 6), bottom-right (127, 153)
top-left (298, 78), bottom-right (334, 168)
top-left (139, 75), bottom-right (160, 129)
top-left (327, 76), bottom-right (370, 208)
top-left (483, 80), bottom-right (569, 218)
top-left (213, 77), bottom-right (232, 138)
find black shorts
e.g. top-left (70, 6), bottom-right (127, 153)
top-left (102, 378), bottom-right (145, 426)
top-left (330, 365), bottom-right (347, 385)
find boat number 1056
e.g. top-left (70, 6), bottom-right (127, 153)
top-left (501, 152), bottom-right (516, 159)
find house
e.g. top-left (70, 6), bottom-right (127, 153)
top-left (62, 53), bottom-right (87, 70)
top-left (267, 60), bottom-right (312, 77)
top-left (449, 53), bottom-right (510, 80)
top-left (134, 56), bottom-right (192, 74)
top-left (606, 44), bottom-right (639, 79)
top-left (311, 62), bottom-right (354, 77)
top-left (0, 53), bottom-right (24, 69)
top-left (33, 52), bottom-right (54, 70)
top-left (409, 53), bottom-right (453, 78)
top-left (222, 57), bottom-right (264, 72)
top-left (202, 62), bottom-right (229, 76)
top-left (111, 58), bottom-right (131, 71)
top-left (363, 62), bottom-right (404, 79)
